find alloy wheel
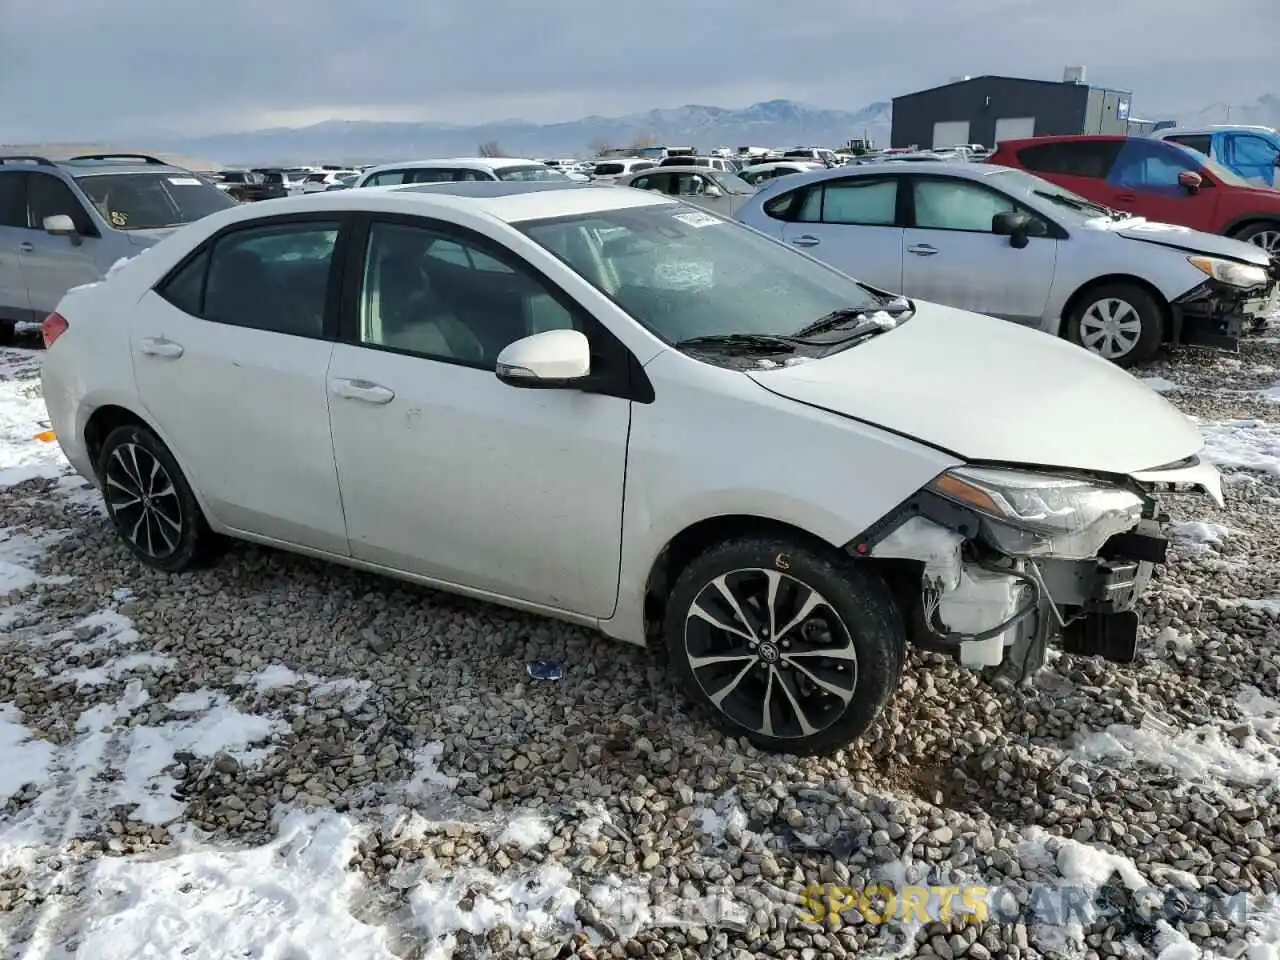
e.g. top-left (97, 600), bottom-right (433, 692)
top-left (683, 568), bottom-right (858, 740)
top-left (104, 442), bottom-right (184, 560)
top-left (1078, 298), bottom-right (1143, 360)
top-left (1247, 229), bottom-right (1280, 255)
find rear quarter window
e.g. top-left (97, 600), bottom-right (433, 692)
top-left (1016, 141), bottom-right (1121, 179)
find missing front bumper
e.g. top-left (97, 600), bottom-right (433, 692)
top-left (1170, 279), bottom-right (1275, 351)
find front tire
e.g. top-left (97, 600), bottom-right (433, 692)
top-left (1231, 221), bottom-right (1280, 256)
top-left (664, 535), bottom-right (904, 755)
top-left (97, 424), bottom-right (215, 573)
top-left (1064, 282), bottom-right (1163, 367)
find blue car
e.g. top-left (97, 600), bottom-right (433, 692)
top-left (1153, 126), bottom-right (1280, 187)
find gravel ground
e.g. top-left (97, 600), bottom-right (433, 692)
top-left (1, 329), bottom-right (1278, 960)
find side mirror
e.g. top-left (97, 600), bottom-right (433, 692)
top-left (702, 185), bottom-right (723, 198)
top-left (992, 210), bottom-right (1032, 249)
top-left (43, 214), bottom-right (79, 239)
top-left (495, 329), bottom-right (591, 388)
top-left (1178, 171), bottom-right (1203, 194)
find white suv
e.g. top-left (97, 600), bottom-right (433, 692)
top-left (41, 181), bottom-right (1220, 754)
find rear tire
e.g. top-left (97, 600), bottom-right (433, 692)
top-left (1231, 221), bottom-right (1280, 256)
top-left (96, 424), bottom-right (216, 573)
top-left (1064, 282), bottom-right (1163, 367)
top-left (663, 535), bottom-right (904, 755)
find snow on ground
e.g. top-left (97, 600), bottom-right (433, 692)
top-left (3, 330), bottom-right (1280, 959)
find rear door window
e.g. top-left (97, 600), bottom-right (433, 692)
top-left (796, 178), bottom-right (898, 225)
top-left (1016, 141), bottom-right (1122, 179)
top-left (0, 173), bottom-right (26, 228)
top-left (201, 221), bottom-right (340, 337)
top-left (1167, 134), bottom-right (1212, 157)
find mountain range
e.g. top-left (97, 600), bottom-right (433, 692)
top-left (114, 99), bottom-right (893, 167)
top-left (6, 95), bottom-right (1277, 168)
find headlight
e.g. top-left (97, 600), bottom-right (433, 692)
top-left (1187, 256), bottom-right (1268, 289)
top-left (928, 466), bottom-right (1144, 559)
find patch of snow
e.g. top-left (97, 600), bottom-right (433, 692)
top-left (0, 682), bottom-right (285, 847)
top-left (0, 352), bottom-right (67, 487)
top-left (114, 690), bottom-right (285, 824)
top-left (1169, 520), bottom-right (1229, 554)
top-left (0, 704), bottom-right (56, 805)
top-left (0, 527), bottom-right (67, 593)
top-left (410, 859), bottom-right (581, 956)
top-left (403, 742), bottom-right (458, 795)
top-left (236, 664), bottom-right (372, 709)
top-left (1200, 419), bottom-right (1280, 476)
top-left (1073, 714), bottom-right (1280, 790)
top-left (496, 811), bottom-right (552, 850)
top-left (51, 653), bottom-right (177, 688)
top-left (61, 810), bottom-right (396, 960)
top-left (238, 663), bottom-right (307, 692)
top-left (60, 610), bottom-right (141, 657)
top-left (1142, 376), bottom-right (1179, 393)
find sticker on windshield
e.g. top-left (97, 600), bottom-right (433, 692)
top-left (110, 211), bottom-right (128, 227)
top-left (167, 176), bottom-right (202, 186)
top-left (672, 211), bottom-right (722, 228)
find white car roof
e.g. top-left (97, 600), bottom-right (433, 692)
top-left (743, 161), bottom-right (823, 172)
top-left (360, 157), bottom-right (547, 176)
top-left (1152, 125), bottom-right (1277, 138)
top-left (214, 180), bottom-right (676, 227)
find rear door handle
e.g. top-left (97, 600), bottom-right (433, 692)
top-left (790, 235), bottom-right (821, 248)
top-left (139, 337), bottom-right (184, 358)
top-left (907, 244), bottom-right (939, 256)
top-left (18, 241), bottom-right (34, 253)
top-left (330, 378), bottom-right (395, 404)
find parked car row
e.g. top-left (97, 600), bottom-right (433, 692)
top-left (41, 177), bottom-right (1225, 755)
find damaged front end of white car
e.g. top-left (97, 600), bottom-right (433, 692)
top-left (854, 456), bottom-right (1223, 680)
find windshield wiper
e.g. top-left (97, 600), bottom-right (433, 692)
top-left (792, 300), bottom-right (913, 339)
top-left (1033, 189), bottom-right (1118, 219)
top-left (675, 333), bottom-right (798, 353)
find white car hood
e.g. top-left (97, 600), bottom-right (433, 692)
top-left (746, 303), bottom-right (1205, 476)
top-left (1084, 216), bottom-right (1271, 265)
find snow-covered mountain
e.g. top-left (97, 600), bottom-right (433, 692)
top-left (144, 99), bottom-right (894, 166)
top-left (1166, 94), bottom-right (1280, 130)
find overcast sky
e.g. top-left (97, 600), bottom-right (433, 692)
top-left (0, 0), bottom-right (1273, 141)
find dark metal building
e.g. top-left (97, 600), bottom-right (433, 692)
top-left (890, 70), bottom-right (1140, 150)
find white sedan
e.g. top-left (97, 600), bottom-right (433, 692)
top-left (41, 182), bottom-right (1221, 754)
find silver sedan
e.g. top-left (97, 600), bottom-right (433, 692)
top-left (615, 166), bottom-right (756, 218)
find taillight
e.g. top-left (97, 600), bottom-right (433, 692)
top-left (42, 312), bottom-right (69, 348)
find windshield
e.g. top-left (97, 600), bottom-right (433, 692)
top-left (520, 203), bottom-right (882, 345)
top-left (76, 172), bottom-right (237, 230)
top-left (982, 167), bottom-right (1120, 222)
top-left (495, 164), bottom-right (568, 182)
top-left (594, 163), bottom-right (625, 176)
top-left (710, 172), bottom-right (755, 195)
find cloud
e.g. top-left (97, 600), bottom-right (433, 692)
top-left (0, 0), bottom-right (1272, 140)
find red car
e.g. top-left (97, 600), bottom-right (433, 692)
top-left (987, 135), bottom-right (1280, 255)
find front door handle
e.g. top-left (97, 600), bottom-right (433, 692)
top-left (139, 337), bottom-right (184, 358)
top-left (907, 244), bottom-right (939, 257)
top-left (18, 241), bottom-right (34, 253)
top-left (790, 235), bottom-right (821, 248)
top-left (330, 378), bottom-right (395, 405)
